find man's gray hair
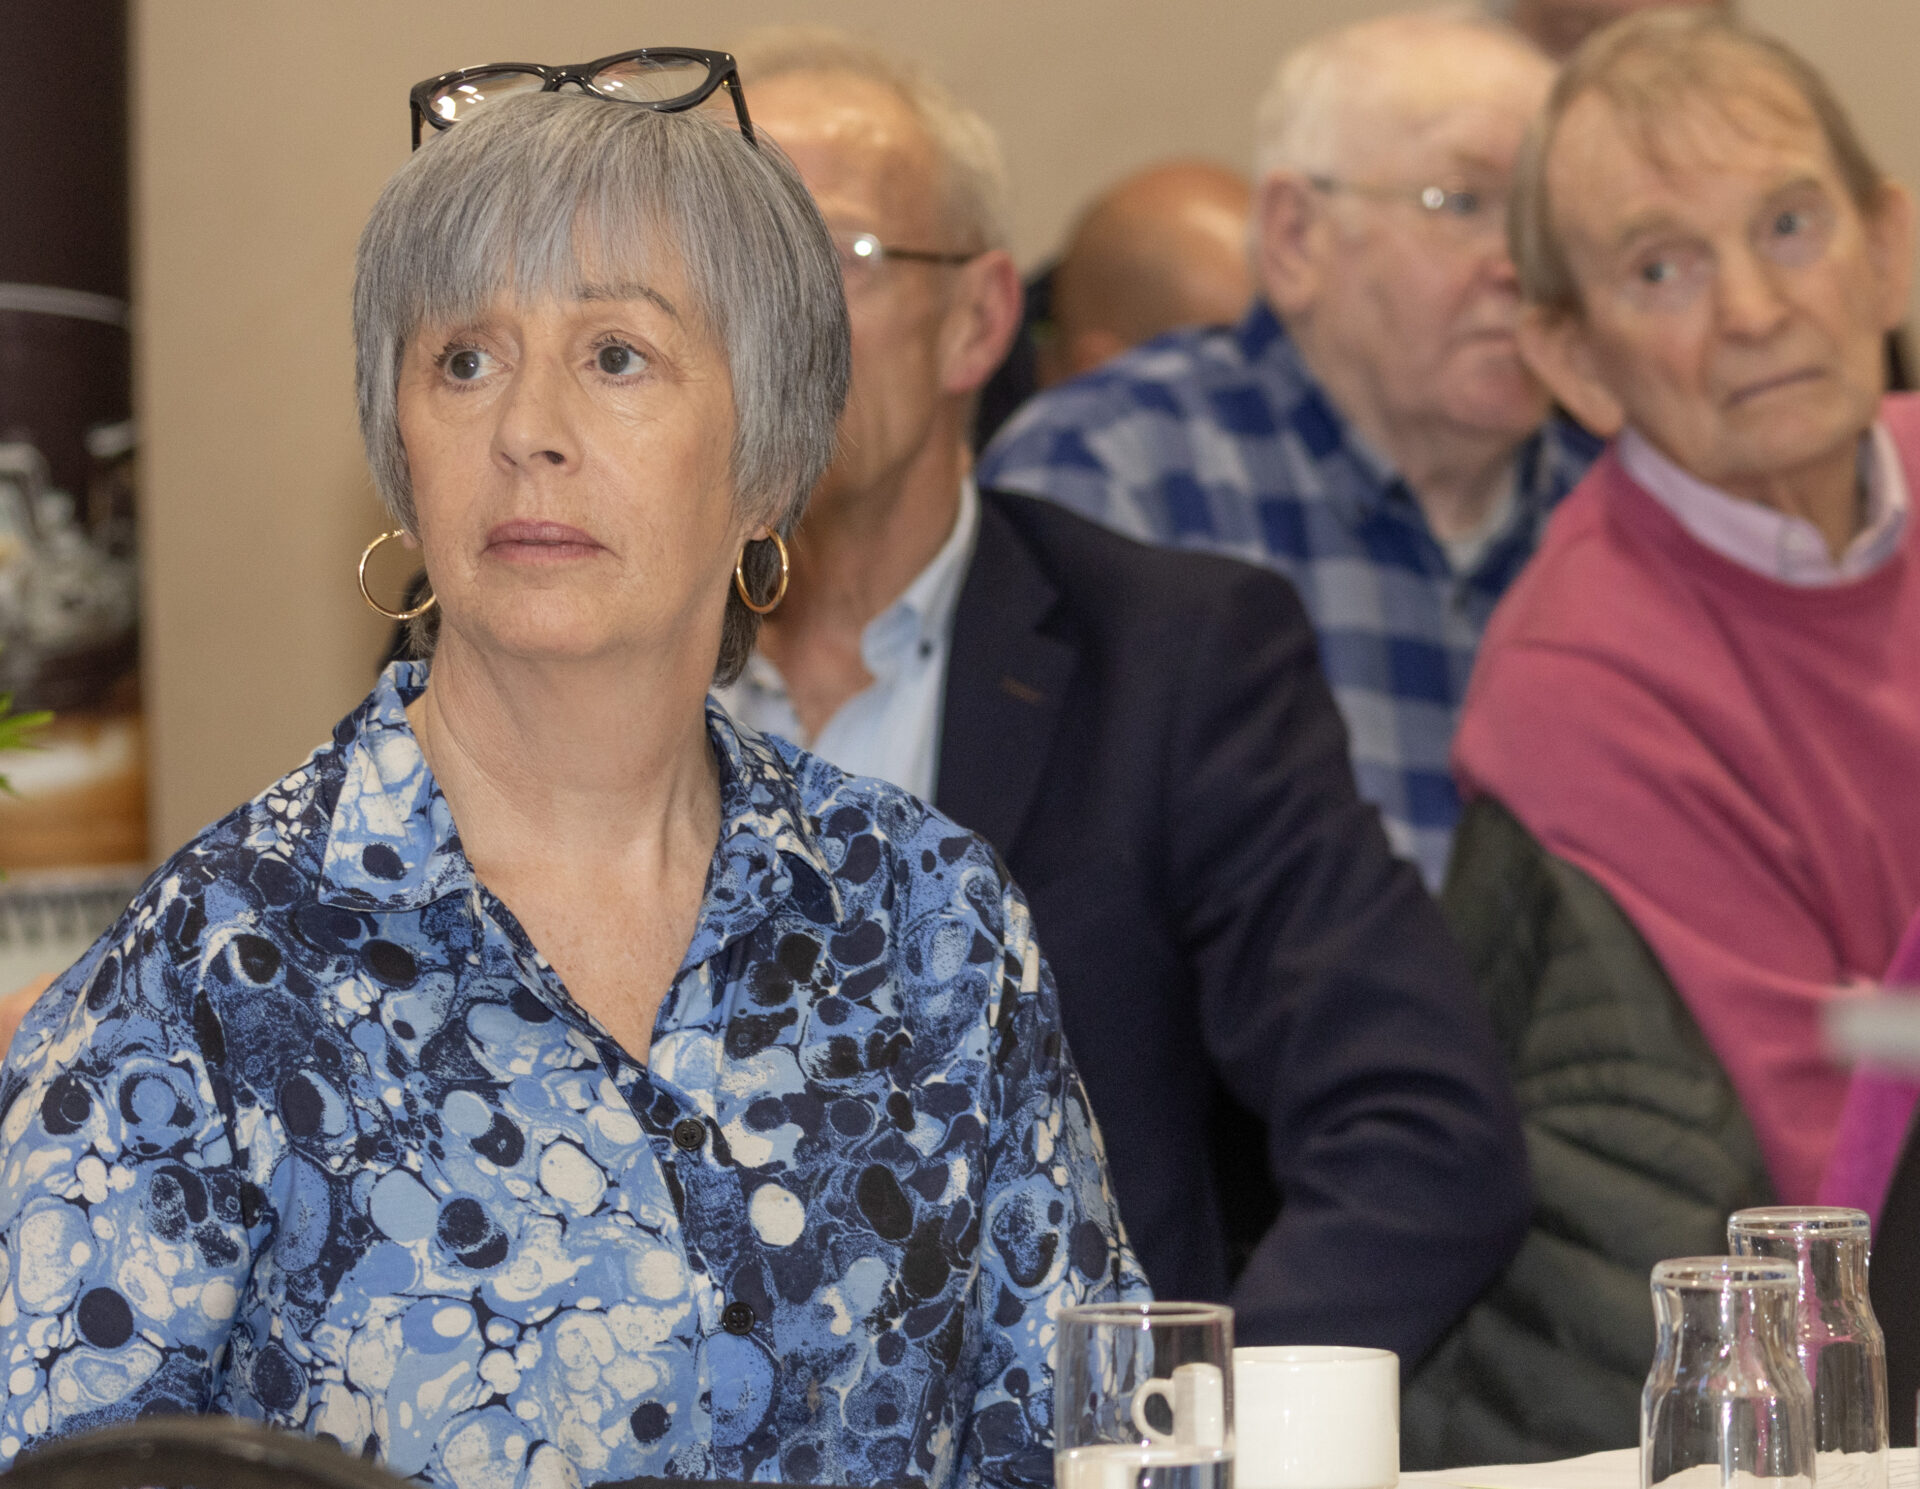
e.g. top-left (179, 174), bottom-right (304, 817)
top-left (735, 27), bottom-right (1012, 252)
top-left (353, 92), bottom-right (850, 680)
top-left (1253, 6), bottom-right (1544, 179)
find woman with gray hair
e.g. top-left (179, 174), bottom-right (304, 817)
top-left (0, 65), bottom-right (1142, 1489)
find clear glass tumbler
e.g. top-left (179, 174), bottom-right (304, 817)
top-left (1642, 1257), bottom-right (1815, 1489)
top-left (1729, 1206), bottom-right (1889, 1489)
top-left (1055, 1302), bottom-right (1234, 1489)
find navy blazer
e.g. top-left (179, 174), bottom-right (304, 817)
top-left (936, 489), bottom-right (1531, 1363)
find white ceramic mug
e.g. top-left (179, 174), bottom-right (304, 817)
top-left (1232, 1345), bottom-right (1398, 1489)
top-left (1129, 1361), bottom-right (1227, 1450)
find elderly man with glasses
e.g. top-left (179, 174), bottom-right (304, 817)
top-left (980, 11), bottom-right (1599, 889)
top-left (719, 29), bottom-right (1531, 1369)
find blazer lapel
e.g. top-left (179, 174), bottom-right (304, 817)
top-left (935, 494), bottom-right (1076, 858)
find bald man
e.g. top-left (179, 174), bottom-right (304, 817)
top-left (1041, 160), bottom-right (1254, 387)
top-left (983, 12), bottom-right (1601, 886)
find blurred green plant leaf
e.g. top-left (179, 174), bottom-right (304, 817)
top-left (0, 691), bottom-right (52, 796)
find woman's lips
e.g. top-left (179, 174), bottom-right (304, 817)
top-left (484, 520), bottom-right (604, 559)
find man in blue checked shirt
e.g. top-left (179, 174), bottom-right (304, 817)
top-left (980, 10), bottom-right (1602, 888)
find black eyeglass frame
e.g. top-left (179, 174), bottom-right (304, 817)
top-left (409, 47), bottom-right (755, 150)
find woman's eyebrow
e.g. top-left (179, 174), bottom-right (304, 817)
top-left (574, 281), bottom-right (680, 319)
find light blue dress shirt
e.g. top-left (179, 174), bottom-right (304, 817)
top-left (720, 480), bottom-right (980, 802)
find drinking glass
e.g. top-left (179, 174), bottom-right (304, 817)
top-left (1729, 1206), bottom-right (1889, 1489)
top-left (1056, 1302), bottom-right (1234, 1489)
top-left (1643, 1257), bottom-right (1815, 1489)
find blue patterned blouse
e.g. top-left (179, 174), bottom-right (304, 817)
top-left (0, 663), bottom-right (1144, 1489)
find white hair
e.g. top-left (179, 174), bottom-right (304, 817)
top-left (735, 27), bottom-right (1013, 252)
top-left (1253, 6), bottom-right (1544, 178)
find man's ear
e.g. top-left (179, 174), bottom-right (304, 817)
top-left (1517, 303), bottom-right (1625, 436)
top-left (1867, 181), bottom-right (1917, 333)
top-left (1255, 171), bottom-right (1327, 319)
top-left (940, 247), bottom-right (1023, 397)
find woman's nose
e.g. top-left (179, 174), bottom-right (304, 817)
top-left (491, 357), bottom-right (579, 472)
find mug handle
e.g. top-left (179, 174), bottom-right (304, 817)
top-left (1130, 1377), bottom-right (1178, 1446)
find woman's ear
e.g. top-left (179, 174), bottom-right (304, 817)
top-left (1517, 303), bottom-right (1625, 437)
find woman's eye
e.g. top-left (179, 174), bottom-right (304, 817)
top-left (1639, 258), bottom-right (1676, 286)
top-left (1773, 209), bottom-right (1808, 237)
top-left (444, 347), bottom-right (489, 381)
top-left (595, 342), bottom-right (646, 377)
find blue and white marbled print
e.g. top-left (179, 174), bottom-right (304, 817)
top-left (0, 662), bottom-right (1146, 1489)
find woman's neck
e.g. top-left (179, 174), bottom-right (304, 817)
top-left (405, 629), bottom-right (721, 871)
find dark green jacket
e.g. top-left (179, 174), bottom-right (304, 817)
top-left (1402, 798), bottom-right (1775, 1467)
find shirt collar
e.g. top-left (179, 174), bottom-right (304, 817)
top-left (316, 661), bottom-right (470, 912)
top-left (1439, 464), bottom-right (1521, 575)
top-left (859, 477), bottom-right (981, 679)
top-left (1235, 298), bottom-right (1289, 364)
top-left (734, 478), bottom-right (982, 706)
top-left (1620, 424), bottom-right (1911, 585)
top-left (316, 662), bottom-right (845, 944)
top-left (685, 703), bottom-right (848, 966)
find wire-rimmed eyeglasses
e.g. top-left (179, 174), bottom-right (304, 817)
top-left (1306, 174), bottom-right (1508, 238)
top-left (832, 230), bottom-right (980, 290)
top-left (409, 48), bottom-right (755, 150)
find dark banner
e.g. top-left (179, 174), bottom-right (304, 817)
top-left (0, 1), bottom-right (145, 980)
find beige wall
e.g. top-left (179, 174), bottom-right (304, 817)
top-left (133, 1), bottom-right (1920, 856)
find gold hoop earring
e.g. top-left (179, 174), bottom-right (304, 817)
top-left (733, 532), bottom-right (791, 615)
top-left (358, 530), bottom-right (438, 621)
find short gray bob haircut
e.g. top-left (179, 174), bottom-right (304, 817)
top-left (353, 91), bottom-right (850, 681)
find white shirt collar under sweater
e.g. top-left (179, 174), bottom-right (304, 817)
top-left (1619, 424), bottom-right (1909, 586)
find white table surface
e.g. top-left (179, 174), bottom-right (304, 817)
top-left (1400, 1447), bottom-right (1919, 1489)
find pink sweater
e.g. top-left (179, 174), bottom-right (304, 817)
top-left (1817, 915), bottom-right (1920, 1226)
top-left (1455, 395), bottom-right (1920, 1203)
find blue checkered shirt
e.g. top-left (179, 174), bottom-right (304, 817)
top-left (978, 301), bottom-right (1601, 887)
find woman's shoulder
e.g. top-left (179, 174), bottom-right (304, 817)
top-left (2, 731), bottom-right (352, 1087)
top-left (716, 709), bottom-right (1016, 924)
top-left (765, 727), bottom-right (1001, 864)
top-left (707, 710), bottom-right (1047, 1069)
top-left (80, 677), bottom-right (404, 985)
